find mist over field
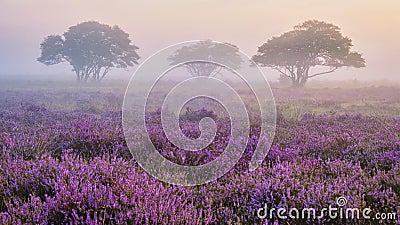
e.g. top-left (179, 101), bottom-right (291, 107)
top-left (0, 1), bottom-right (399, 225)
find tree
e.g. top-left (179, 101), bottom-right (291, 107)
top-left (168, 40), bottom-right (243, 77)
top-left (252, 20), bottom-right (366, 87)
top-left (38, 21), bottom-right (140, 81)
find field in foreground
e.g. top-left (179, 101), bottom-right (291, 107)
top-left (0, 81), bottom-right (399, 224)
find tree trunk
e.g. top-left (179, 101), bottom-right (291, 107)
top-left (291, 66), bottom-right (309, 88)
top-left (291, 80), bottom-right (305, 88)
top-left (73, 65), bottom-right (110, 82)
top-left (75, 71), bottom-right (81, 82)
top-left (74, 68), bottom-right (83, 81)
top-left (84, 73), bottom-right (90, 82)
top-left (291, 75), bottom-right (303, 88)
top-left (100, 67), bottom-right (110, 81)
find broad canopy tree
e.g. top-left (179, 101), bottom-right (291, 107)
top-left (252, 20), bottom-right (366, 87)
top-left (38, 21), bottom-right (140, 81)
top-left (168, 40), bottom-right (243, 77)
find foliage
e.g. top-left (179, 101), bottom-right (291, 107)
top-left (252, 20), bottom-right (366, 87)
top-left (38, 21), bottom-right (140, 81)
top-left (168, 41), bottom-right (243, 77)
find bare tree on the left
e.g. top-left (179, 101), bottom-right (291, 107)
top-left (38, 21), bottom-right (140, 82)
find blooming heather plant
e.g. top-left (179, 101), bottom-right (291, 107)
top-left (0, 87), bottom-right (398, 224)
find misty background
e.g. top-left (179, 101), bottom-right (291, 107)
top-left (0, 0), bottom-right (399, 82)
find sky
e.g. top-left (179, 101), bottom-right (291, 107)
top-left (0, 0), bottom-right (399, 81)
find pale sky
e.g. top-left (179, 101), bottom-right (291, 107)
top-left (0, 0), bottom-right (399, 81)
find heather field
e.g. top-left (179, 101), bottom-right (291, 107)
top-left (0, 81), bottom-right (399, 224)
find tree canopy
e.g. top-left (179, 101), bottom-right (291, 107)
top-left (168, 40), bottom-right (243, 77)
top-left (252, 20), bottom-right (366, 87)
top-left (38, 21), bottom-right (140, 81)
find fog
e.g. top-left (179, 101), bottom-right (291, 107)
top-left (0, 0), bottom-right (399, 82)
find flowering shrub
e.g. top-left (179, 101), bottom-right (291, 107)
top-left (0, 87), bottom-right (398, 224)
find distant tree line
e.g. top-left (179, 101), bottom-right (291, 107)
top-left (38, 20), bottom-right (365, 87)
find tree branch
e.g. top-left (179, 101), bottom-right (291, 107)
top-left (308, 67), bottom-right (338, 78)
top-left (100, 67), bottom-right (110, 80)
top-left (271, 66), bottom-right (291, 78)
top-left (287, 65), bottom-right (296, 78)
